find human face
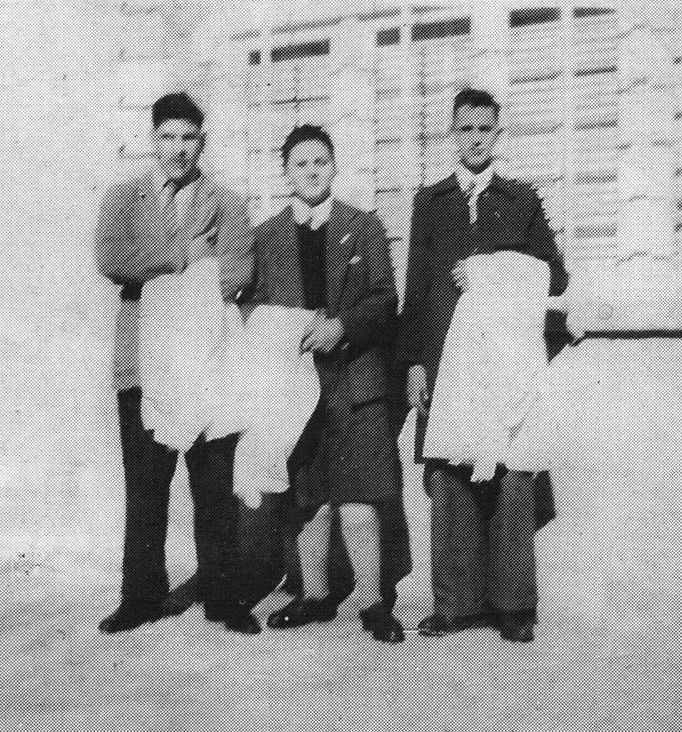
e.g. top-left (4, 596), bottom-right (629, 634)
top-left (153, 118), bottom-right (204, 183)
top-left (453, 104), bottom-right (501, 173)
top-left (285, 139), bottom-right (336, 206)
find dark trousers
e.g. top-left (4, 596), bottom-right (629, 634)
top-left (428, 465), bottom-right (537, 618)
top-left (117, 388), bottom-right (285, 619)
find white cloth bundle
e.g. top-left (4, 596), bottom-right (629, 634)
top-left (228, 305), bottom-right (320, 508)
top-left (139, 258), bottom-right (320, 507)
top-left (422, 251), bottom-right (550, 481)
top-left (140, 258), bottom-right (228, 451)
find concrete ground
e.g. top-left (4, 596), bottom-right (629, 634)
top-left (1, 561), bottom-right (681, 732)
top-left (2, 416), bottom-right (682, 732)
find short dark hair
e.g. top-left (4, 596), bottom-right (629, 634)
top-left (152, 92), bottom-right (204, 129)
top-left (453, 88), bottom-right (501, 122)
top-left (281, 125), bottom-right (334, 166)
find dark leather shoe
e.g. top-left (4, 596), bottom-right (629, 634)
top-left (224, 612), bottom-right (262, 635)
top-left (417, 612), bottom-right (488, 637)
top-left (359, 603), bottom-right (404, 643)
top-left (161, 575), bottom-right (199, 618)
top-left (266, 596), bottom-right (338, 629)
top-left (98, 604), bottom-right (162, 634)
top-left (499, 614), bottom-right (535, 643)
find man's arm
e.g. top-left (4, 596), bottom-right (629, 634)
top-left (335, 211), bottom-right (398, 351)
top-left (395, 190), bottom-right (432, 416)
top-left (524, 193), bottom-right (569, 297)
top-left (523, 190), bottom-right (573, 354)
top-left (217, 190), bottom-right (255, 302)
top-left (94, 183), bottom-right (182, 285)
top-left (395, 190), bottom-right (431, 367)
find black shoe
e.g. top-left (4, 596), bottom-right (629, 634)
top-left (499, 613), bottom-right (535, 643)
top-left (98, 604), bottom-right (163, 634)
top-left (417, 612), bottom-right (489, 637)
top-left (161, 575), bottom-right (199, 618)
top-left (266, 596), bottom-right (338, 629)
top-left (359, 603), bottom-right (404, 643)
top-left (224, 612), bottom-right (262, 635)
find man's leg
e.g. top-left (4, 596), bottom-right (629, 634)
top-left (234, 492), bottom-right (287, 607)
top-left (100, 388), bottom-right (178, 632)
top-left (184, 433), bottom-right (244, 624)
top-left (338, 503), bottom-right (382, 608)
top-left (420, 466), bottom-right (488, 635)
top-left (488, 469), bottom-right (538, 642)
top-left (267, 504), bottom-right (339, 628)
top-left (340, 502), bottom-right (405, 643)
top-left (298, 503), bottom-right (334, 599)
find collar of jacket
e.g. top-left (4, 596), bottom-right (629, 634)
top-left (267, 199), bottom-right (361, 313)
top-left (135, 168), bottom-right (216, 200)
top-left (428, 171), bottom-right (518, 202)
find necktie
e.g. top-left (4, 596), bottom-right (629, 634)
top-left (464, 180), bottom-right (478, 224)
top-left (161, 180), bottom-right (179, 235)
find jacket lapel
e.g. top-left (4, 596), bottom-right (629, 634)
top-left (181, 173), bottom-right (217, 237)
top-left (326, 200), bottom-right (358, 314)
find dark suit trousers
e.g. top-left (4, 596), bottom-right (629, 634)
top-left (428, 466), bottom-right (537, 618)
top-left (117, 388), bottom-right (281, 619)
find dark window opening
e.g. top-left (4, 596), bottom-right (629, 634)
top-left (574, 65), bottom-right (618, 77)
top-left (574, 7), bottom-right (616, 17)
top-left (248, 39), bottom-right (331, 65)
top-left (377, 27), bottom-right (400, 46)
top-left (411, 17), bottom-right (470, 41)
top-left (509, 8), bottom-right (561, 27)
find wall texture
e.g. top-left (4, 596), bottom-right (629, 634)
top-left (0, 0), bottom-right (122, 560)
top-left (2, 1), bottom-right (682, 616)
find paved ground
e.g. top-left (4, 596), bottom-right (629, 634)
top-left (2, 543), bottom-right (681, 732)
top-left (2, 416), bottom-right (682, 732)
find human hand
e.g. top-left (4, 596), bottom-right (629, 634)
top-left (451, 261), bottom-right (470, 291)
top-left (300, 314), bottom-right (345, 354)
top-left (407, 364), bottom-right (430, 418)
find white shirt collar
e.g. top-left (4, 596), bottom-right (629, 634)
top-left (291, 195), bottom-right (333, 230)
top-left (455, 162), bottom-right (495, 196)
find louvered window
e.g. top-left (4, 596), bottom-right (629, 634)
top-left (119, 3), bottom-right (676, 279)
top-left (245, 31), bottom-right (333, 223)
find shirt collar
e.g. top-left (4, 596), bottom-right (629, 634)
top-left (153, 165), bottom-right (202, 194)
top-left (291, 195), bottom-right (333, 230)
top-left (455, 162), bottom-right (495, 195)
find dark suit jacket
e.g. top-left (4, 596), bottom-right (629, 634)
top-left (251, 200), bottom-right (411, 596)
top-left (251, 199), bottom-right (399, 407)
top-left (94, 168), bottom-right (253, 389)
top-left (395, 171), bottom-right (569, 461)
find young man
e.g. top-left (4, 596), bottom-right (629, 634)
top-left (95, 92), bottom-right (260, 634)
top-left (250, 125), bottom-right (410, 643)
top-left (396, 88), bottom-right (568, 642)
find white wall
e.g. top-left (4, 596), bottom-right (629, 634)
top-left (0, 0), bottom-right (123, 559)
